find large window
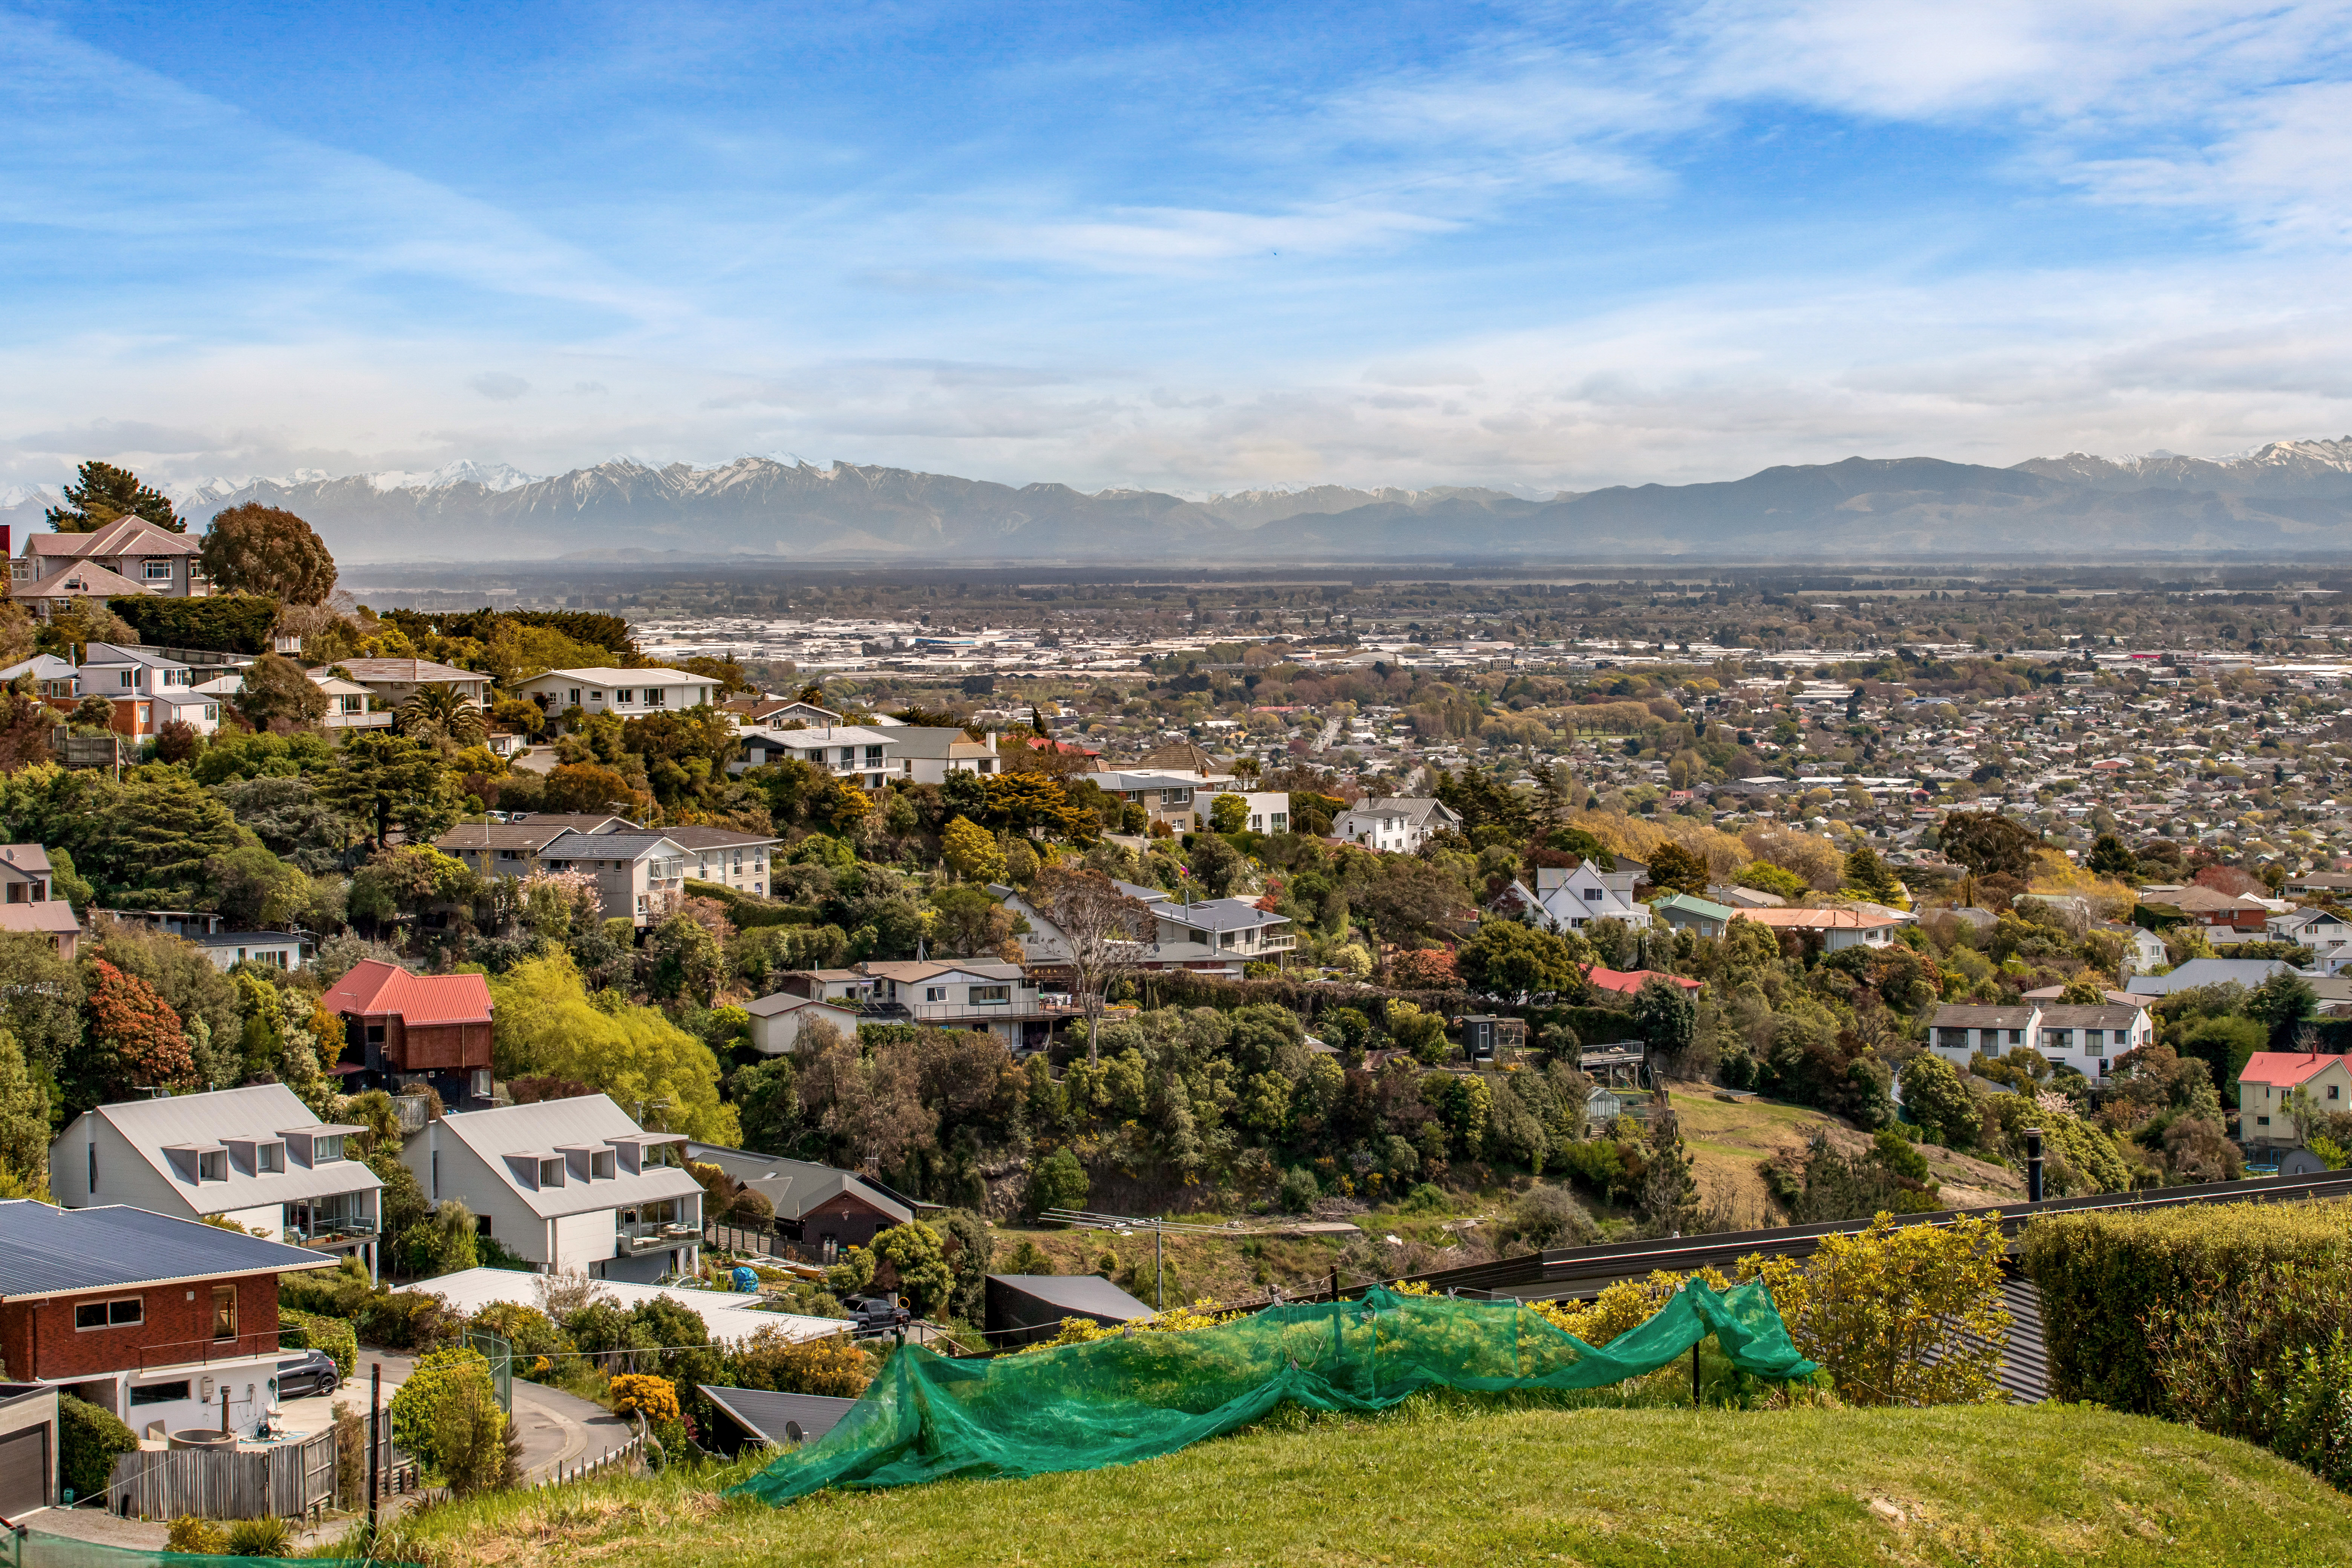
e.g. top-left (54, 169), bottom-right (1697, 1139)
top-left (257, 1142), bottom-right (284, 1173)
top-left (313, 1134), bottom-right (345, 1163)
top-left (128, 1380), bottom-right (190, 1407)
top-left (970, 985), bottom-right (1010, 1005)
top-left (144, 560), bottom-right (173, 580)
top-left (211, 1284), bottom-right (237, 1340)
top-left (75, 1297), bottom-right (144, 1330)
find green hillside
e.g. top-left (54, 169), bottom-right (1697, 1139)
top-left (385, 1399), bottom-right (2351, 1568)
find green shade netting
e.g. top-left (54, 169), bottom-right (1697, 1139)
top-left (17, 1537), bottom-right (394, 1568)
top-left (732, 1279), bottom-right (1816, 1505)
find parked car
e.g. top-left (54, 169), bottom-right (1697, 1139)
top-left (846, 1295), bottom-right (911, 1337)
top-left (276, 1349), bottom-right (341, 1399)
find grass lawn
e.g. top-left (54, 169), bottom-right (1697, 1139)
top-left (1662, 1080), bottom-right (2026, 1220)
top-left (380, 1398), bottom-right (2351, 1568)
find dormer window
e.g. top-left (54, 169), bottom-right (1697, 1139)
top-left (313, 1135), bottom-right (345, 1163)
top-left (257, 1142), bottom-right (284, 1173)
top-left (592, 1150), bottom-right (616, 1179)
top-left (539, 1157), bottom-right (565, 1187)
top-left (198, 1150), bottom-right (227, 1182)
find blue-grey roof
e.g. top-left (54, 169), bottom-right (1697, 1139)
top-left (698, 1384), bottom-right (859, 1447)
top-left (2125, 958), bottom-right (2296, 995)
top-left (0, 1200), bottom-right (336, 1300)
top-left (1160, 897), bottom-right (1289, 933)
top-left (986, 1273), bottom-right (1155, 1320)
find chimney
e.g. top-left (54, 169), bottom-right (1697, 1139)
top-left (2025, 1128), bottom-right (2044, 1202)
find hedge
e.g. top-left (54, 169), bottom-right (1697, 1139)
top-left (683, 879), bottom-right (813, 929)
top-left (60, 1393), bottom-right (139, 1499)
top-left (107, 593), bottom-right (281, 654)
top-left (280, 1306), bottom-right (358, 1378)
top-left (2019, 1200), bottom-right (2352, 1412)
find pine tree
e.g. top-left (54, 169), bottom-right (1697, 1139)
top-left (1637, 1096), bottom-right (1701, 1237)
top-left (46, 460), bottom-right (182, 533)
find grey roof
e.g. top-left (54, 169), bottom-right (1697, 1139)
top-left (1342, 796), bottom-right (1458, 827)
top-left (1929, 1005), bottom-right (2038, 1029)
top-left (80, 643), bottom-right (189, 671)
top-left (427, 1095), bottom-right (702, 1220)
top-left (190, 930), bottom-right (305, 948)
top-left (987, 1273), bottom-right (1155, 1320)
top-left (2125, 958), bottom-right (2299, 995)
top-left (873, 726), bottom-right (992, 760)
top-left (0, 1199), bottom-right (337, 1300)
top-left (61, 1084), bottom-right (380, 1216)
top-left (2036, 1004), bottom-right (2147, 1027)
top-left (680, 1142), bottom-right (917, 1224)
top-left (659, 825), bottom-right (780, 850)
top-left (436, 823), bottom-right (584, 853)
top-left (740, 991), bottom-right (861, 1020)
top-left (1159, 896), bottom-right (1290, 934)
top-left (698, 1384), bottom-right (858, 1447)
top-left (539, 829), bottom-right (685, 864)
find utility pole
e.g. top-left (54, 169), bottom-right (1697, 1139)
top-left (368, 1362), bottom-right (382, 1531)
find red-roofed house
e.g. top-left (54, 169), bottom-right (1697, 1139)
top-left (1584, 967), bottom-right (1702, 997)
top-left (321, 960), bottom-right (496, 1110)
top-left (2237, 1052), bottom-right (2352, 1151)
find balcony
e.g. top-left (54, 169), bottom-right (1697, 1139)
top-left (1252, 934), bottom-right (1297, 952)
top-left (138, 1330), bottom-right (281, 1370)
top-left (908, 997), bottom-right (1086, 1025)
top-left (284, 1214), bottom-right (377, 1247)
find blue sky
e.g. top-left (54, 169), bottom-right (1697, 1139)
top-left (4, 0), bottom-right (2351, 499)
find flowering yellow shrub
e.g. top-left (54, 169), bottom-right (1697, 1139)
top-left (1530, 1267), bottom-right (1732, 1345)
top-left (1020, 1300), bottom-right (1242, 1352)
top-left (608, 1374), bottom-right (682, 1423)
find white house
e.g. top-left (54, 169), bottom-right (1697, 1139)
top-left (335, 658), bottom-right (492, 712)
top-left (0, 652), bottom-right (80, 699)
top-left (1212, 789), bottom-right (1290, 835)
top-left (663, 825), bottom-right (778, 897)
top-left (859, 959), bottom-right (1063, 1047)
top-left (309, 672), bottom-right (391, 729)
top-left (49, 1084), bottom-right (382, 1280)
top-left (741, 992), bottom-right (867, 1055)
top-left (1535, 864), bottom-right (1653, 931)
top-left (76, 643), bottom-right (227, 737)
top-left (1335, 796), bottom-right (1462, 853)
top-left (872, 725), bottom-right (1000, 784)
top-left (402, 1095), bottom-right (704, 1283)
top-left (514, 666), bottom-right (720, 719)
top-left (1926, 1001), bottom-right (2154, 1081)
top-left (1153, 896), bottom-right (1298, 964)
top-left (736, 724), bottom-right (898, 791)
top-left (536, 828), bottom-right (690, 926)
top-left (189, 930), bottom-right (309, 972)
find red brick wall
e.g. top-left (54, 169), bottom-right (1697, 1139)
top-left (0, 1275), bottom-right (280, 1381)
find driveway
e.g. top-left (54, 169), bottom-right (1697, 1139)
top-left (358, 1348), bottom-right (635, 1482)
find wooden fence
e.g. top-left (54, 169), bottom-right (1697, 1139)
top-left (530, 1429), bottom-right (645, 1489)
top-left (106, 1429), bottom-right (339, 1521)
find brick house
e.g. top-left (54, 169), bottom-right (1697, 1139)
top-left (320, 960), bottom-right (495, 1111)
top-left (0, 1200), bottom-right (335, 1441)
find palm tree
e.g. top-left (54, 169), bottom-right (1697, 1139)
top-left (402, 682), bottom-right (487, 746)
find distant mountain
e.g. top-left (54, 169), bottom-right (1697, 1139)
top-left (9, 440), bottom-right (2352, 563)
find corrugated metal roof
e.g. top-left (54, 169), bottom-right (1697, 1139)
top-left (74, 1084), bottom-right (382, 1214)
top-left (320, 960), bottom-right (491, 1026)
top-left (0, 1199), bottom-right (337, 1299)
top-left (698, 1384), bottom-right (857, 1447)
top-left (428, 1095), bottom-right (704, 1220)
top-left (988, 1274), bottom-right (1154, 1319)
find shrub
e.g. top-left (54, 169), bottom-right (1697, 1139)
top-left (1499, 1185), bottom-right (1599, 1254)
top-left (608, 1374), bottom-right (681, 1423)
top-left (1553, 1139), bottom-right (1629, 1203)
top-left (356, 1288), bottom-right (455, 1351)
top-left (2020, 1200), bottom-right (2352, 1413)
top-left (59, 1393), bottom-right (138, 1500)
top-left (166, 1516), bottom-right (227, 1554)
top-left (389, 1346), bottom-right (495, 1473)
top-left (725, 1328), bottom-right (874, 1398)
top-left (107, 593), bottom-right (281, 654)
top-left (1027, 1147), bottom-right (1089, 1216)
top-left (1277, 1164), bottom-right (1320, 1213)
top-left (2144, 1261), bottom-right (2352, 1479)
top-left (1397, 1182), bottom-right (1450, 1215)
top-left (226, 1517), bottom-right (293, 1556)
top-left (279, 1306), bottom-right (357, 1378)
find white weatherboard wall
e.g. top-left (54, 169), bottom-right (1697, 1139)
top-left (555, 1210), bottom-right (617, 1273)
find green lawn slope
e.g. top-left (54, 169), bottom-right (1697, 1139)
top-left (383, 1399), bottom-right (2352, 1568)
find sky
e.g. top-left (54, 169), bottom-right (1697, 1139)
top-left (4, 0), bottom-right (2352, 501)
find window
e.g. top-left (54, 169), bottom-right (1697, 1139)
top-left (540, 1157), bottom-right (565, 1187)
top-left (211, 1285), bottom-right (238, 1340)
top-left (144, 560), bottom-right (173, 580)
top-left (198, 1150), bottom-right (226, 1182)
top-left (2084, 1030), bottom-right (2104, 1047)
top-left (257, 1142), bottom-right (283, 1173)
top-left (1583, 888), bottom-right (1602, 901)
top-left (643, 686), bottom-right (665, 707)
top-left (2259, 1115), bottom-right (2272, 1126)
top-left (925, 986), bottom-right (947, 1002)
top-left (129, 1380), bottom-right (190, 1407)
top-left (864, 745), bottom-right (884, 765)
top-left (2332, 1086), bottom-right (2343, 1102)
top-left (2007, 1029), bottom-right (2023, 1044)
top-left (568, 689), bottom-right (581, 706)
top-left (366, 1024), bottom-right (385, 1045)
top-left (616, 689), bottom-right (635, 705)
top-left (592, 1149), bottom-right (616, 1178)
top-left (313, 1135), bottom-right (345, 1163)
top-left (75, 1297), bottom-right (144, 1330)
top-left (118, 671), bottom-right (133, 689)
top-left (970, 985), bottom-right (1011, 1005)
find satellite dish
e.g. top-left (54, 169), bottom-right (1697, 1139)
top-left (784, 1421), bottom-right (804, 1444)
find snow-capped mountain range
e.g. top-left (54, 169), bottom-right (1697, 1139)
top-left (4, 438), bottom-right (2351, 562)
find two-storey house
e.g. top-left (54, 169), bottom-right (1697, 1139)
top-left (320, 960), bottom-right (496, 1110)
top-left (1534, 864), bottom-right (1653, 932)
top-left (536, 828), bottom-right (690, 927)
top-left (49, 1085), bottom-right (382, 1280)
top-left (11, 516), bottom-right (208, 605)
top-left (1153, 896), bottom-right (1297, 968)
top-left (873, 725), bottom-right (1000, 784)
top-left (1334, 796), bottom-right (1462, 853)
top-left (857, 959), bottom-right (1072, 1048)
top-left (1089, 769), bottom-right (1239, 834)
top-left (76, 644), bottom-right (224, 738)
top-left (662, 825), bottom-right (778, 897)
top-left (735, 725), bottom-right (897, 790)
top-left (402, 1095), bottom-right (704, 1282)
top-left (0, 844), bottom-right (80, 960)
top-left (333, 658), bottom-right (491, 714)
top-left (0, 1200), bottom-right (335, 1441)
top-left (514, 667), bottom-right (720, 720)
top-left (2239, 1052), bottom-right (2352, 1150)
top-left (1926, 1000), bottom-right (2154, 1080)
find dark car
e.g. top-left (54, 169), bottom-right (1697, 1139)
top-left (846, 1295), bottom-right (911, 1337)
top-left (276, 1349), bottom-right (341, 1399)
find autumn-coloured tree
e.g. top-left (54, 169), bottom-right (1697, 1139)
top-left (80, 959), bottom-right (195, 1101)
top-left (541, 761), bottom-right (634, 816)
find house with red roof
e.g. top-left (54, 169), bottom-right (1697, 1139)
top-left (2237, 1051), bottom-right (2352, 1152)
top-left (1583, 966), bottom-right (1702, 997)
top-left (320, 960), bottom-right (496, 1111)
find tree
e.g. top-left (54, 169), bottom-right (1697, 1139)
top-left (388, 1346), bottom-right (503, 1485)
top-left (870, 1222), bottom-right (955, 1316)
top-left (542, 762), bottom-right (633, 816)
top-left (1209, 793), bottom-right (1249, 835)
top-left (76, 959), bottom-right (194, 1105)
top-left (235, 652), bottom-right (329, 733)
top-left (930, 885), bottom-right (1019, 960)
top-left (1900, 1053), bottom-right (1980, 1147)
top-left (646, 913), bottom-right (725, 1003)
top-left (1027, 867), bottom-right (1153, 1062)
top-left (403, 683), bottom-right (488, 746)
top-left (216, 775), bottom-right (349, 873)
top-left (1646, 841), bottom-right (1708, 896)
top-left (1733, 861), bottom-right (1809, 901)
top-left (0, 1028), bottom-right (51, 1194)
top-left (2248, 969), bottom-right (2320, 1045)
top-left (1635, 1096), bottom-right (1700, 1237)
top-left (1842, 844), bottom-right (1903, 903)
top-left (1940, 812), bottom-right (2038, 878)
top-left (319, 732), bottom-right (461, 848)
top-left (198, 503), bottom-right (337, 602)
top-left (47, 460), bottom-right (180, 532)
top-left (1358, 856), bottom-right (1463, 942)
top-left (1455, 919), bottom-right (1578, 997)
top-left (940, 816), bottom-right (1004, 884)
top-left (1185, 831), bottom-right (1243, 897)
top-left (1630, 974), bottom-right (1697, 1059)
top-left (488, 954), bottom-right (740, 1142)
top-left (2088, 834), bottom-right (2137, 879)
top-left (1029, 1146), bottom-right (1089, 1215)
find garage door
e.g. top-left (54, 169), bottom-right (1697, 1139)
top-left (0, 1424), bottom-right (49, 1517)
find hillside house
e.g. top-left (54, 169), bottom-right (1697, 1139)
top-left (402, 1095), bottom-right (703, 1282)
top-left (536, 829), bottom-right (691, 927)
top-left (0, 1200), bottom-right (336, 1441)
top-left (2238, 1052), bottom-right (2352, 1151)
top-left (72, 645), bottom-right (225, 738)
top-left (334, 658), bottom-right (492, 712)
top-left (683, 1142), bottom-right (920, 1255)
top-left (1652, 892), bottom-right (1735, 937)
top-left (1534, 864), bottom-right (1652, 931)
top-left (1737, 906), bottom-right (1898, 952)
top-left (662, 825), bottom-right (778, 896)
top-left (2137, 884), bottom-right (2271, 931)
top-left (740, 991), bottom-right (865, 1055)
top-left (49, 1085), bottom-right (382, 1280)
top-left (734, 724), bottom-right (897, 789)
top-left (513, 666), bottom-right (720, 718)
top-left (1153, 896), bottom-right (1297, 968)
top-left (858, 959), bottom-right (1074, 1048)
top-left (10, 516), bottom-right (208, 604)
top-left (321, 960), bottom-right (495, 1110)
top-left (1333, 796), bottom-right (1462, 853)
top-left (872, 725), bottom-right (1000, 784)
top-left (1926, 1000), bottom-right (2153, 1080)
top-left (0, 844), bottom-right (79, 960)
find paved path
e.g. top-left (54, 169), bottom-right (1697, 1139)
top-left (358, 1348), bottom-right (632, 1482)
